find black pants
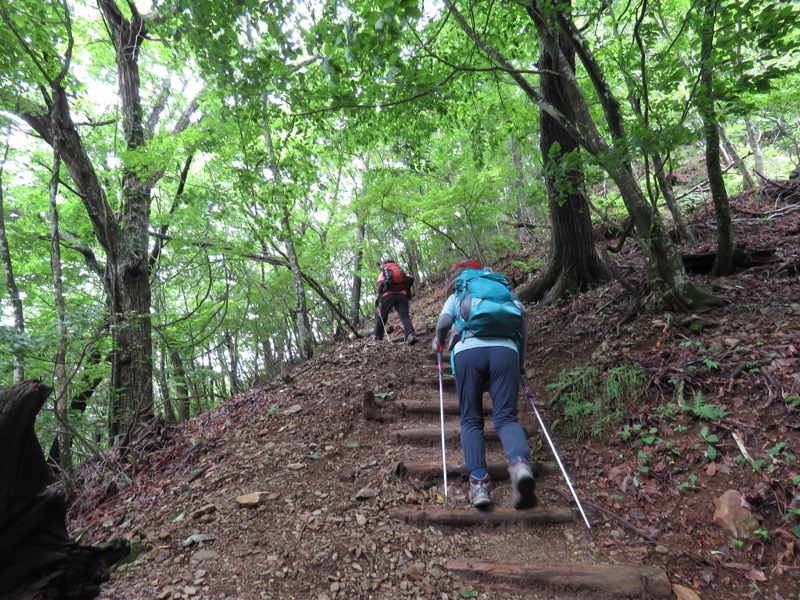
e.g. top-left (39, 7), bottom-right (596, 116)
top-left (373, 293), bottom-right (415, 339)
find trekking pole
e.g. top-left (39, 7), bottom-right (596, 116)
top-left (521, 378), bottom-right (592, 529)
top-left (374, 304), bottom-right (392, 344)
top-left (436, 350), bottom-right (450, 508)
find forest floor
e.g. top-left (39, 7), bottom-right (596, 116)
top-left (69, 180), bottom-right (800, 600)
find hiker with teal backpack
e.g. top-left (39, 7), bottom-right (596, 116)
top-left (373, 258), bottom-right (418, 346)
top-left (432, 260), bottom-right (536, 510)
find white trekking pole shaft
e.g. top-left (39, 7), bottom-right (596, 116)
top-left (436, 350), bottom-right (450, 508)
top-left (375, 303), bottom-right (391, 344)
top-left (521, 379), bottom-right (591, 529)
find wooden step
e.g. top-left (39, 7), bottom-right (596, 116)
top-left (391, 424), bottom-right (534, 446)
top-left (390, 506), bottom-right (574, 527)
top-left (410, 377), bottom-right (456, 389)
top-left (394, 459), bottom-right (559, 480)
top-left (446, 559), bottom-right (672, 599)
top-left (400, 398), bottom-right (492, 415)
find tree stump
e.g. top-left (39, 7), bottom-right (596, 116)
top-left (362, 390), bottom-right (383, 422)
top-left (0, 380), bottom-right (129, 599)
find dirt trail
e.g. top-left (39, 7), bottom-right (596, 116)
top-left (71, 185), bottom-right (800, 599)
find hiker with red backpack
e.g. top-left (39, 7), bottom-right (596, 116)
top-left (373, 258), bottom-right (418, 346)
top-left (432, 260), bottom-right (535, 510)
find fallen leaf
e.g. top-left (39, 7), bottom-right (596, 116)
top-left (745, 569), bottom-right (767, 582)
top-left (672, 583), bottom-right (701, 600)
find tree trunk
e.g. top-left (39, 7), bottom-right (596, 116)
top-left (510, 133), bottom-right (536, 247)
top-left (699, 0), bottom-right (735, 276)
top-left (172, 350), bottom-right (191, 421)
top-left (262, 114), bottom-right (314, 360)
top-left (0, 381), bottom-right (129, 599)
top-left (49, 120), bottom-right (74, 497)
top-left (98, 0), bottom-right (156, 442)
top-left (12, 1), bottom-right (157, 447)
top-left (444, 0), bottom-right (718, 311)
top-left (548, 6), bottom-right (719, 309)
top-left (518, 3), bottom-right (609, 305)
top-left (745, 116), bottom-right (765, 177)
top-left (157, 349), bottom-right (177, 423)
top-left (224, 331), bottom-right (240, 395)
top-left (349, 218), bottom-right (366, 327)
top-left (0, 139), bottom-right (26, 383)
top-left (719, 124), bottom-right (755, 191)
top-left (652, 152), bottom-right (697, 245)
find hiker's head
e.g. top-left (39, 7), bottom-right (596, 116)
top-left (452, 260), bottom-right (480, 273)
top-left (446, 260), bottom-right (482, 295)
top-left (381, 257), bottom-right (395, 266)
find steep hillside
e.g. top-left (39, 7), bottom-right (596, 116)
top-left (70, 182), bottom-right (800, 600)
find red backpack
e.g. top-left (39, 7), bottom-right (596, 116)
top-left (380, 262), bottom-right (411, 295)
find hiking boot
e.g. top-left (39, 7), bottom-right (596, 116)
top-left (469, 476), bottom-right (492, 509)
top-left (508, 459), bottom-right (537, 510)
top-left (405, 332), bottom-right (418, 346)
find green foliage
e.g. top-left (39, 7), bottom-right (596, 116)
top-left (681, 391), bottom-right (728, 421)
top-left (699, 426), bottom-right (719, 461)
top-left (548, 362), bottom-right (647, 439)
top-left (0, 0), bottom-right (798, 464)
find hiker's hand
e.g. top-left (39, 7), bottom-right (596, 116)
top-left (432, 338), bottom-right (444, 353)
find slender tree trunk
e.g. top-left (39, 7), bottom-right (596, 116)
top-left (157, 349), bottom-right (176, 423)
top-left (652, 152), bottom-right (697, 245)
top-left (719, 125), bottom-right (755, 191)
top-left (172, 350), bottom-right (191, 421)
top-left (262, 113), bottom-right (314, 360)
top-left (510, 134), bottom-right (535, 247)
top-left (224, 331), bottom-right (240, 395)
top-left (349, 219), bottom-right (365, 327)
top-left (0, 136), bottom-right (26, 382)
top-left (699, 0), bottom-right (734, 275)
top-left (48, 122), bottom-right (73, 499)
top-left (550, 6), bottom-right (718, 309)
top-left (745, 116), bottom-right (765, 178)
top-left (614, 9), bottom-right (697, 247)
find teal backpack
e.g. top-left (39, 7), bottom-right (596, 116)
top-left (452, 269), bottom-right (524, 345)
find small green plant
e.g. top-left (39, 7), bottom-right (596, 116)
top-left (618, 423), bottom-right (635, 442)
top-left (700, 426), bottom-right (719, 461)
top-left (745, 361), bottom-right (762, 373)
top-left (731, 538), bottom-right (744, 548)
top-left (641, 426), bottom-right (660, 445)
top-left (753, 528), bottom-right (770, 540)
top-left (767, 442), bottom-right (786, 458)
top-left (549, 361), bottom-right (647, 439)
top-left (677, 473), bottom-right (698, 491)
top-left (681, 391), bottom-right (728, 421)
top-left (786, 395), bottom-right (800, 408)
